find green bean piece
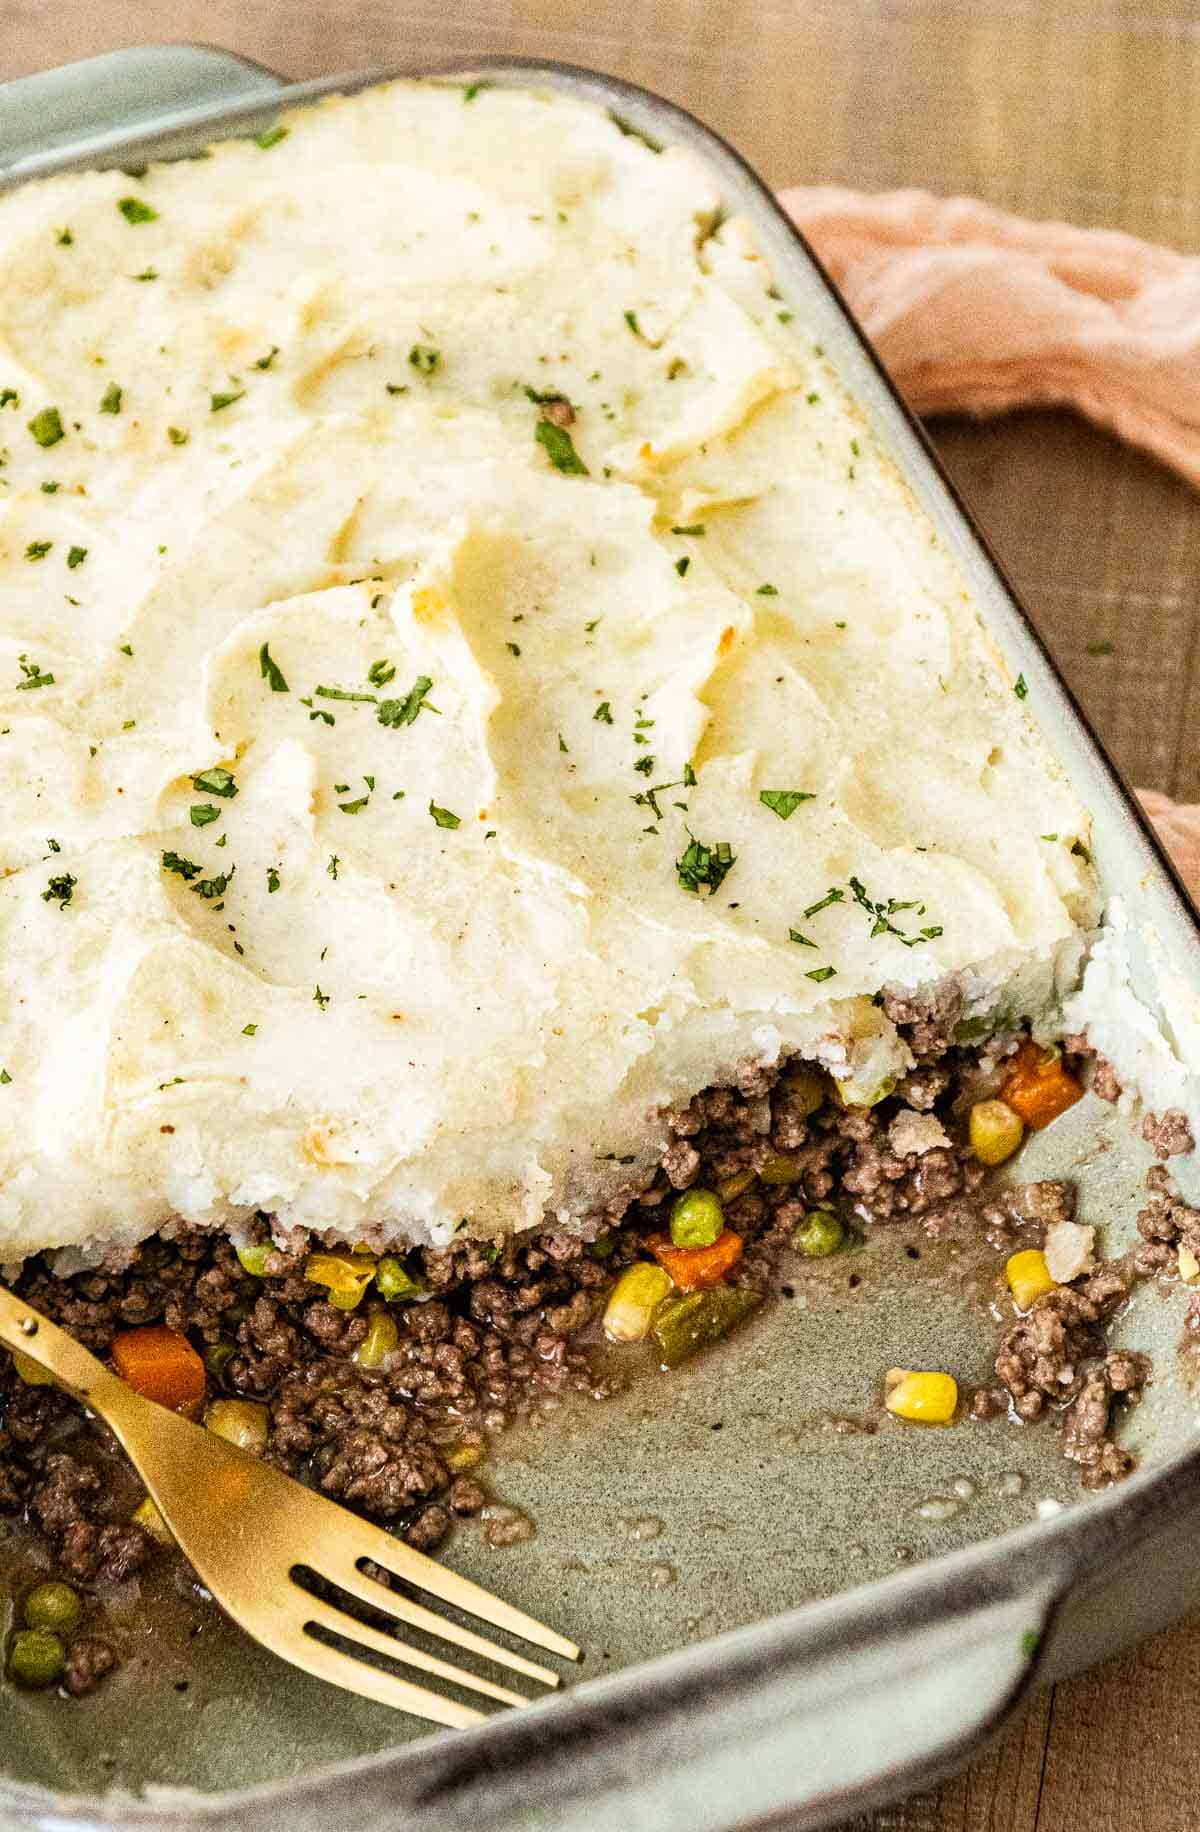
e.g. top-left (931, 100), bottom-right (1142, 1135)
top-left (650, 1286), bottom-right (762, 1368)
top-left (235, 1240), bottom-right (273, 1278)
top-left (375, 1255), bottom-right (426, 1302)
top-left (793, 1210), bottom-right (845, 1257)
top-left (669, 1187), bottom-right (725, 1249)
top-left (23, 1582), bottom-right (81, 1634)
top-left (204, 1340), bottom-right (236, 1383)
top-left (7, 1629), bottom-right (65, 1689)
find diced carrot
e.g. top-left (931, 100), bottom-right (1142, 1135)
top-left (647, 1229), bottom-right (744, 1291)
top-left (111, 1325), bottom-right (206, 1420)
top-left (1000, 1039), bottom-right (1084, 1131)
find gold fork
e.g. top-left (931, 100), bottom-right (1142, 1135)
top-left (0, 1285), bottom-right (580, 1726)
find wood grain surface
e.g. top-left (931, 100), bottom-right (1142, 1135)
top-left (2, 3), bottom-right (1198, 1826)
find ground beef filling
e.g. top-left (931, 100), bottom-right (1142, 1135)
top-left (0, 1028), bottom-right (1184, 1694)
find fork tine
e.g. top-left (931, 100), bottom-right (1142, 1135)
top-left (325, 1558), bottom-right (562, 1689)
top-left (331, 1516), bottom-right (582, 1662)
top-left (265, 1624), bottom-right (487, 1727)
top-left (297, 1595), bottom-right (528, 1707)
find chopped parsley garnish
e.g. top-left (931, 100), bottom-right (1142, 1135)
top-left (0, 1070), bottom-right (10, 1085)
top-left (505, 641), bottom-right (521, 656)
top-left (315, 684), bottom-right (376, 703)
top-left (66, 545), bottom-right (87, 569)
top-left (759, 789), bottom-right (814, 820)
top-left (28, 408), bottom-right (64, 448)
top-left (594, 701), bottom-right (614, 724)
top-left (327, 855), bottom-right (340, 879)
top-left (535, 419), bottom-right (588, 475)
top-left (46, 838), bottom-right (60, 853)
top-left (161, 850), bottom-right (201, 881)
top-left (803, 887), bottom-right (844, 918)
top-left (367, 658), bottom-right (396, 688)
top-left (429, 801), bottom-right (461, 830)
top-left (788, 928), bottom-right (817, 947)
top-left (463, 83), bottom-right (481, 101)
top-left (99, 382), bottom-right (123, 414)
top-left (675, 557), bottom-right (690, 576)
top-left (167, 426), bottom-right (189, 446)
top-left (633, 755), bottom-right (655, 776)
top-left (676, 831), bottom-right (735, 896)
top-left (756, 583), bottom-right (778, 596)
top-left (242, 1023), bottom-right (258, 1036)
top-left (338, 793), bottom-right (370, 814)
top-left (0, 389), bottom-right (18, 409)
top-left (210, 388), bottom-right (245, 413)
top-left (192, 867), bottom-right (234, 901)
top-left (255, 125), bottom-right (289, 150)
top-left (805, 391), bottom-right (820, 404)
top-left (558, 732), bottom-right (569, 753)
top-left (409, 344), bottom-right (441, 376)
top-left (40, 481), bottom-right (57, 494)
top-left (118, 644), bottom-right (132, 656)
top-left (15, 655), bottom-right (54, 691)
top-left (190, 804), bottom-right (220, 827)
top-left (671, 523), bottom-right (705, 537)
top-left (1014, 674), bottom-right (1028, 699)
top-left (847, 874), bottom-right (941, 947)
top-left (258, 642), bottom-right (289, 692)
top-left (56, 227), bottom-right (73, 246)
top-left (118, 196), bottom-right (158, 224)
top-left (313, 984), bottom-right (330, 1011)
top-left (191, 767), bottom-right (237, 798)
top-left (131, 267), bottom-right (158, 282)
top-left (623, 309), bottom-right (642, 337)
top-left (267, 865), bottom-right (280, 892)
top-left (301, 698), bottom-right (335, 726)
top-left (378, 675), bottom-right (437, 727)
top-left (1041, 832), bottom-right (1058, 842)
top-left (24, 540), bottom-right (52, 561)
top-left (42, 872), bottom-right (76, 908)
top-left (254, 345), bottom-right (280, 370)
top-left (806, 965), bottom-right (837, 982)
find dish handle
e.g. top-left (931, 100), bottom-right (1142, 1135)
top-left (0, 44), bottom-right (284, 181)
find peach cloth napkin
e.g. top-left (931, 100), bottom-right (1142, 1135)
top-left (776, 187), bottom-right (1200, 873)
top-left (779, 186), bottom-right (1200, 491)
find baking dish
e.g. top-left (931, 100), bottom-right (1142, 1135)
top-left (1, 43), bottom-right (1200, 1832)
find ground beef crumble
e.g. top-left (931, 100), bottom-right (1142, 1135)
top-left (0, 1027), bottom-right (1182, 1695)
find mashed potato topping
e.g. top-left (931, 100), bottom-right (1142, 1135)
top-left (0, 80), bottom-right (1096, 1258)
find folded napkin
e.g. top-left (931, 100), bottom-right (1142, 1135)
top-left (779, 186), bottom-right (1200, 491)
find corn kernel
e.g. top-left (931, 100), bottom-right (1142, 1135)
top-left (603, 1263), bottom-right (674, 1343)
top-left (446, 1443), bottom-right (483, 1472)
top-left (780, 1067), bottom-right (826, 1117)
top-left (133, 1495), bottom-right (175, 1547)
top-left (304, 1251), bottom-right (377, 1310)
top-left (883, 1368), bottom-right (958, 1424)
top-left (970, 1099), bottom-right (1025, 1166)
top-left (1006, 1248), bottom-right (1057, 1310)
top-left (1180, 1245), bottom-right (1200, 1284)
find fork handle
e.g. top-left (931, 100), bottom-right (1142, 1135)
top-left (0, 1283), bottom-right (133, 1417)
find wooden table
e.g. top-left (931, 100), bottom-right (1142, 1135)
top-left (3, 2), bottom-right (1199, 1826)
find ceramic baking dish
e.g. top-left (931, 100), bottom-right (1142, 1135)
top-left (2, 44), bottom-right (1200, 1832)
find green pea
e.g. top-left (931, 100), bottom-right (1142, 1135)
top-left (793, 1209), bottom-right (845, 1257)
top-left (235, 1241), bottom-right (272, 1278)
top-left (669, 1187), bottom-right (725, 1249)
top-left (588, 1232), bottom-right (616, 1260)
top-left (375, 1255), bottom-right (426, 1302)
top-left (23, 1582), bottom-right (81, 1634)
top-left (7, 1629), bottom-right (65, 1689)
